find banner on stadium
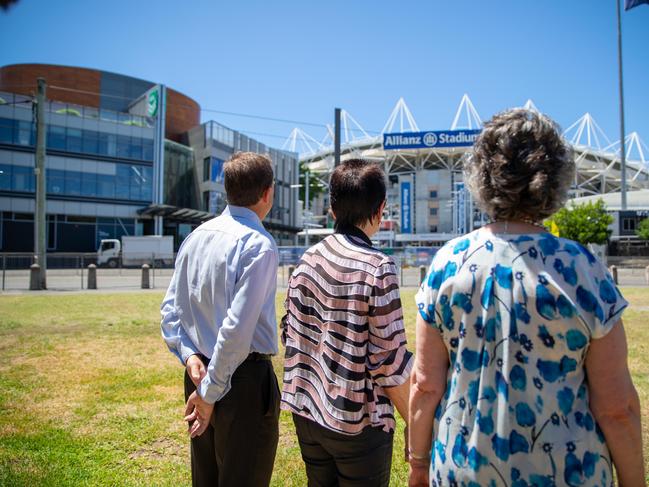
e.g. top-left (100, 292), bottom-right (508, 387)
top-left (400, 181), bottom-right (412, 234)
top-left (383, 129), bottom-right (482, 150)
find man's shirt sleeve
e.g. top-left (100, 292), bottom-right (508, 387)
top-left (198, 247), bottom-right (278, 403)
top-left (160, 268), bottom-right (199, 365)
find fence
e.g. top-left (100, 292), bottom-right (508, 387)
top-left (1, 246), bottom-right (441, 292)
top-left (0, 252), bottom-right (173, 292)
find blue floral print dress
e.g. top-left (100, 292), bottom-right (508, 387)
top-left (415, 230), bottom-right (628, 487)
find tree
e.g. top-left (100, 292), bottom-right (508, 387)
top-left (545, 199), bottom-right (613, 245)
top-left (636, 218), bottom-right (649, 241)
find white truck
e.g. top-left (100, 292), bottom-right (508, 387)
top-left (97, 235), bottom-right (174, 268)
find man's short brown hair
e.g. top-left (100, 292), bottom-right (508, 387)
top-left (223, 152), bottom-right (274, 207)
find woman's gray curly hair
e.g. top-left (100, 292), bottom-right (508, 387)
top-left (464, 108), bottom-right (575, 222)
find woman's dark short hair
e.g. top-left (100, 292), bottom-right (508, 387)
top-left (329, 159), bottom-right (386, 230)
top-left (224, 152), bottom-right (274, 207)
top-left (465, 108), bottom-right (575, 222)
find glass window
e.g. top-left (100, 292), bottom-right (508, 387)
top-left (83, 106), bottom-right (99, 119)
top-left (66, 128), bottom-right (82, 153)
top-left (623, 218), bottom-right (637, 231)
top-left (117, 135), bottom-right (130, 159)
top-left (114, 224), bottom-right (131, 240)
top-left (64, 170), bottom-right (81, 196)
top-left (99, 238), bottom-right (116, 249)
top-left (99, 109), bottom-right (118, 123)
top-left (209, 122), bottom-right (235, 148)
top-left (47, 169), bottom-right (65, 194)
top-left (129, 137), bottom-right (143, 160)
top-left (97, 173), bottom-right (115, 198)
top-left (98, 133), bottom-right (117, 157)
top-left (97, 224), bottom-right (115, 241)
top-left (82, 130), bottom-right (99, 155)
top-left (0, 117), bottom-right (14, 144)
top-left (115, 165), bottom-right (130, 199)
top-left (66, 215), bottom-right (95, 223)
top-left (142, 139), bottom-right (154, 161)
top-left (141, 166), bottom-right (152, 201)
top-left (12, 165), bottom-right (34, 192)
top-left (48, 217), bottom-right (56, 250)
top-left (203, 157), bottom-right (210, 181)
top-left (429, 207), bottom-right (438, 216)
top-left (13, 212), bottom-right (33, 221)
top-left (129, 166), bottom-right (143, 200)
top-left (15, 120), bottom-right (33, 146)
top-left (48, 125), bottom-right (66, 150)
top-left (0, 164), bottom-right (11, 190)
top-left (210, 158), bottom-right (224, 183)
top-left (430, 190), bottom-right (438, 198)
top-left (203, 191), bottom-right (210, 212)
top-left (81, 171), bottom-right (97, 197)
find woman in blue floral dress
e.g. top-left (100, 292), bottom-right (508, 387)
top-left (408, 109), bottom-right (644, 487)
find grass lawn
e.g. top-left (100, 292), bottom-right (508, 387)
top-left (0, 288), bottom-right (648, 486)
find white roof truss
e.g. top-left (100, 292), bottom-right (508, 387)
top-left (563, 113), bottom-right (611, 150)
top-left (381, 97), bottom-right (420, 134)
top-left (451, 94), bottom-right (483, 130)
top-left (282, 127), bottom-right (323, 155)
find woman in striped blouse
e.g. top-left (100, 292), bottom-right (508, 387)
top-left (281, 159), bottom-right (413, 486)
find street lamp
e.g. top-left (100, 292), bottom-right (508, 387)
top-left (291, 171), bottom-right (329, 246)
top-left (291, 170), bottom-right (313, 245)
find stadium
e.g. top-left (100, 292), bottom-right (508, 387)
top-left (284, 95), bottom-right (649, 245)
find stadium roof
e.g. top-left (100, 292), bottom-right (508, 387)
top-left (284, 95), bottom-right (649, 197)
top-left (569, 189), bottom-right (649, 211)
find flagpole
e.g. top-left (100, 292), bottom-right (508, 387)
top-left (617, 0), bottom-right (628, 210)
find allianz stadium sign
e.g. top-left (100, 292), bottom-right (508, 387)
top-left (383, 129), bottom-right (481, 150)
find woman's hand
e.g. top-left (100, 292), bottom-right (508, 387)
top-left (408, 460), bottom-right (429, 487)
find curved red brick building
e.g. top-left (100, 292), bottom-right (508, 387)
top-left (0, 63), bottom-right (300, 254)
top-left (0, 63), bottom-right (200, 142)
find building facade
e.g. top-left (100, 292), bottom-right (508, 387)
top-left (0, 63), bottom-right (300, 253)
top-left (187, 121), bottom-right (299, 245)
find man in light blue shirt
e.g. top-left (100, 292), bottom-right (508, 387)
top-left (161, 152), bottom-right (280, 487)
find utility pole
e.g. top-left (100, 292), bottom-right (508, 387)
top-left (334, 107), bottom-right (341, 167)
top-left (151, 85), bottom-right (167, 235)
top-left (34, 77), bottom-right (47, 289)
top-left (616, 0), bottom-right (627, 210)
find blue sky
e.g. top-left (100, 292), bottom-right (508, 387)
top-left (1, 0), bottom-right (648, 153)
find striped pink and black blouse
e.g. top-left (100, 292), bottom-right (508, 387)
top-left (280, 228), bottom-right (413, 435)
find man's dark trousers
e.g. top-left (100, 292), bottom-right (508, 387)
top-left (184, 354), bottom-right (280, 487)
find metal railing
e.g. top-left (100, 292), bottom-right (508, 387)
top-left (0, 252), bottom-right (173, 292)
top-left (0, 247), bottom-right (440, 292)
